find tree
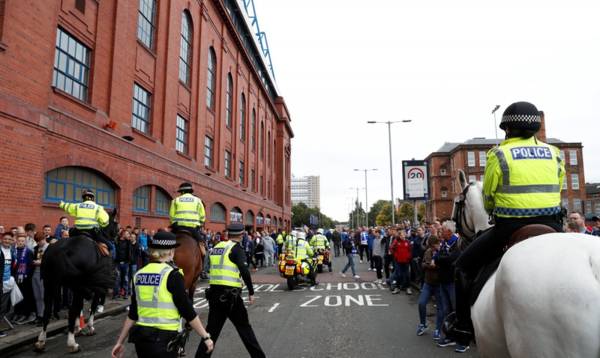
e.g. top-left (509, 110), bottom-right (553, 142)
top-left (291, 203), bottom-right (337, 229)
top-left (375, 202), bottom-right (393, 226)
top-left (347, 200), bottom-right (366, 229)
top-left (368, 199), bottom-right (389, 226)
top-left (397, 201), bottom-right (427, 224)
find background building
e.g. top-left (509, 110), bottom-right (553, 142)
top-left (585, 183), bottom-right (600, 220)
top-left (426, 115), bottom-right (586, 221)
top-left (291, 175), bottom-right (321, 209)
top-left (0, 0), bottom-right (293, 232)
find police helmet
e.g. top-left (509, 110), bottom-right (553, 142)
top-left (178, 182), bottom-right (194, 194)
top-left (317, 228), bottom-right (324, 234)
top-left (81, 189), bottom-right (95, 201)
top-left (296, 232), bottom-right (306, 240)
top-left (499, 101), bottom-right (541, 132)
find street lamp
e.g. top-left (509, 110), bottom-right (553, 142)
top-left (367, 119), bottom-right (412, 226)
top-left (349, 187), bottom-right (363, 229)
top-left (491, 105), bottom-right (500, 142)
top-left (354, 168), bottom-right (377, 227)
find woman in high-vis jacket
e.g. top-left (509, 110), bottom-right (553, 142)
top-left (111, 231), bottom-right (213, 358)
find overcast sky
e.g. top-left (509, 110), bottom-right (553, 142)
top-left (254, 0), bottom-right (600, 221)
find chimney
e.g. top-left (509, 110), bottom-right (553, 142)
top-left (537, 110), bottom-right (547, 142)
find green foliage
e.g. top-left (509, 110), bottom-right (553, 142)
top-left (375, 202), bottom-right (393, 226)
top-left (347, 200), bottom-right (366, 229)
top-left (368, 199), bottom-right (389, 226)
top-left (291, 203), bottom-right (336, 228)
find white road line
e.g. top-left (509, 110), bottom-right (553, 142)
top-left (268, 303), bottom-right (280, 313)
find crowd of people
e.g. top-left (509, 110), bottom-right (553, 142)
top-left (334, 213), bottom-right (600, 353)
top-left (1, 213), bottom-right (599, 343)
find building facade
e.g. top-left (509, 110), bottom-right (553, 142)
top-left (585, 183), bottom-right (600, 220)
top-left (291, 175), bottom-right (320, 209)
top-left (425, 118), bottom-right (586, 221)
top-left (0, 0), bottom-right (293, 232)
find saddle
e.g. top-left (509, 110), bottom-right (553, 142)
top-left (470, 224), bottom-right (557, 305)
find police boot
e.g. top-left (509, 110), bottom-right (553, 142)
top-left (448, 269), bottom-right (474, 345)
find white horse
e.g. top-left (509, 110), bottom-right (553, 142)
top-left (452, 170), bottom-right (600, 358)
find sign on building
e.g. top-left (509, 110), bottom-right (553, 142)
top-left (402, 160), bottom-right (429, 200)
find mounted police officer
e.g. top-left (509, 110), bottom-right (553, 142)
top-left (451, 102), bottom-right (565, 352)
top-left (170, 182), bottom-right (206, 243)
top-left (196, 223), bottom-right (265, 358)
top-left (59, 189), bottom-right (111, 252)
top-left (111, 231), bottom-right (213, 358)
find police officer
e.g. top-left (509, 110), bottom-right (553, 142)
top-left (170, 182), bottom-right (206, 242)
top-left (59, 189), bottom-right (111, 249)
top-left (451, 102), bottom-right (565, 351)
top-left (310, 228), bottom-right (332, 272)
top-left (196, 223), bottom-right (266, 358)
top-left (283, 230), bottom-right (297, 256)
top-left (275, 229), bottom-right (285, 255)
top-left (111, 231), bottom-right (213, 358)
top-left (295, 231), bottom-right (317, 285)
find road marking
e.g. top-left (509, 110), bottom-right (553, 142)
top-left (268, 303), bottom-right (280, 312)
top-left (299, 294), bottom-right (389, 308)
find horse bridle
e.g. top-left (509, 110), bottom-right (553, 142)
top-left (452, 183), bottom-right (476, 239)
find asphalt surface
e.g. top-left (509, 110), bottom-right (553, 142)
top-left (6, 257), bottom-right (479, 358)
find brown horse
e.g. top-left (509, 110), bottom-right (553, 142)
top-left (174, 231), bottom-right (206, 299)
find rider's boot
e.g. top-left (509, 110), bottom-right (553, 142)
top-left (451, 269), bottom-right (474, 345)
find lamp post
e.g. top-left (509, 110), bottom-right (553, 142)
top-left (492, 105), bottom-right (500, 142)
top-left (354, 168), bottom-right (377, 227)
top-left (367, 120), bottom-right (412, 225)
top-left (349, 187), bottom-right (362, 229)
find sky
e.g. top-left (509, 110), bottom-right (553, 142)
top-left (253, 0), bottom-right (600, 221)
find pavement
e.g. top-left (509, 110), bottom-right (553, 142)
top-left (2, 256), bottom-right (479, 357)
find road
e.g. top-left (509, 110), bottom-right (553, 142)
top-left (7, 258), bottom-right (478, 358)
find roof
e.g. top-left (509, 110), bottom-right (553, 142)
top-left (586, 183), bottom-right (600, 195)
top-left (434, 137), bottom-right (571, 154)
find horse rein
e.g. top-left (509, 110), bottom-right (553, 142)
top-left (453, 183), bottom-right (477, 240)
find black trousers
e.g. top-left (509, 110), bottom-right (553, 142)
top-left (383, 254), bottom-right (393, 279)
top-left (131, 326), bottom-right (178, 358)
top-left (453, 215), bottom-right (563, 344)
top-left (171, 223), bottom-right (203, 242)
top-left (372, 255), bottom-right (383, 279)
top-left (195, 291), bottom-right (265, 358)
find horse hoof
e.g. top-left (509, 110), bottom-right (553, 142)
top-left (34, 341), bottom-right (46, 352)
top-left (68, 344), bottom-right (80, 353)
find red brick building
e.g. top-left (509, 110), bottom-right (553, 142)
top-left (425, 116), bottom-right (586, 221)
top-left (0, 0), bottom-right (293, 232)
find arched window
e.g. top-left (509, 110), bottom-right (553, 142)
top-left (210, 202), bottom-right (226, 223)
top-left (230, 207), bottom-right (243, 223)
top-left (245, 210), bottom-right (255, 226)
top-left (256, 212), bottom-right (264, 226)
top-left (155, 188), bottom-right (171, 216)
top-left (267, 130), bottom-right (271, 166)
top-left (133, 185), bottom-right (151, 213)
top-left (132, 185), bottom-right (171, 216)
top-left (265, 215), bottom-right (272, 226)
top-left (206, 47), bottom-right (216, 109)
top-left (179, 11), bottom-right (193, 86)
top-left (251, 108), bottom-right (256, 149)
top-left (225, 73), bottom-right (233, 128)
top-left (260, 121), bottom-right (264, 158)
top-left (44, 166), bottom-right (116, 208)
top-left (239, 93), bottom-right (246, 142)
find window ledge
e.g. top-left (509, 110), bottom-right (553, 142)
top-left (179, 80), bottom-right (191, 91)
top-left (0, 42), bottom-right (7, 52)
top-left (52, 87), bottom-right (97, 113)
top-left (176, 151), bottom-right (193, 160)
top-left (132, 128), bottom-right (157, 142)
top-left (137, 40), bottom-right (157, 58)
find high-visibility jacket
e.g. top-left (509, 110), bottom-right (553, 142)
top-left (60, 200), bottom-right (109, 230)
top-left (483, 136), bottom-right (565, 218)
top-left (295, 239), bottom-right (314, 260)
top-left (209, 241), bottom-right (242, 288)
top-left (169, 193), bottom-right (205, 228)
top-left (309, 234), bottom-right (330, 250)
top-left (284, 235), bottom-right (297, 253)
top-left (134, 262), bottom-right (181, 331)
top-left (276, 234), bottom-right (284, 245)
